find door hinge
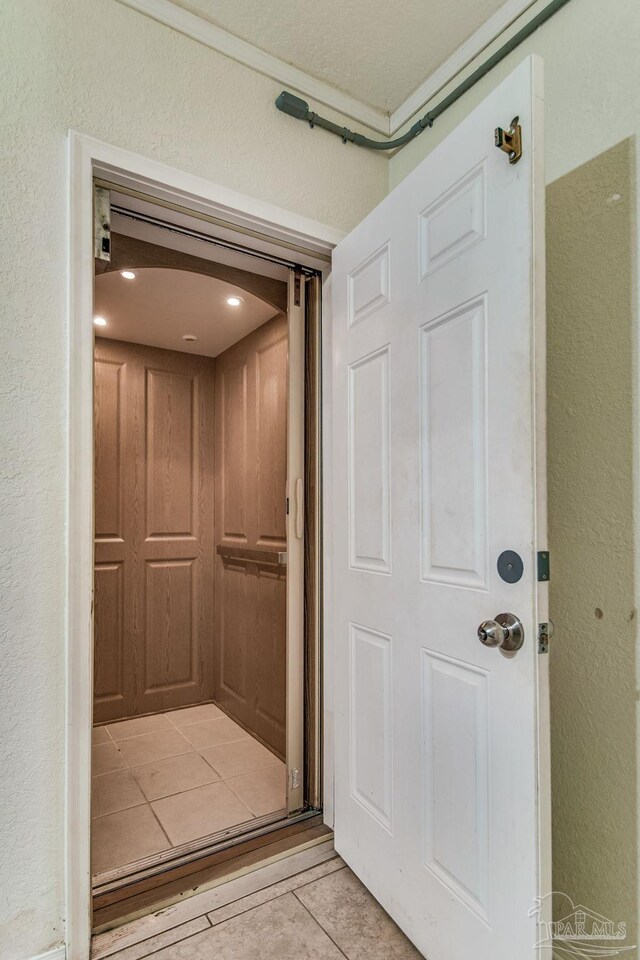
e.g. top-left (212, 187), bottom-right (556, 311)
top-left (495, 116), bottom-right (522, 165)
top-left (537, 550), bottom-right (550, 582)
top-left (94, 185), bottom-right (111, 261)
top-left (538, 621), bottom-right (554, 654)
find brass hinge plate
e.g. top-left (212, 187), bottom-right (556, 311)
top-left (495, 116), bottom-right (522, 165)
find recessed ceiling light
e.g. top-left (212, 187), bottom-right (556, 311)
top-left (94, 316), bottom-right (107, 326)
top-left (182, 334), bottom-right (198, 342)
top-left (120, 270), bottom-right (136, 280)
top-left (226, 296), bottom-right (244, 307)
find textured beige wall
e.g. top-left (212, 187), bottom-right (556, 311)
top-left (0, 3), bottom-right (385, 958)
top-left (389, 0), bottom-right (640, 192)
top-left (389, 0), bottom-right (640, 948)
top-left (547, 138), bottom-right (637, 947)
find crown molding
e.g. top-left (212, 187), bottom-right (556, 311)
top-left (116, 0), bottom-right (545, 147)
top-left (389, 0), bottom-right (539, 134)
top-left (115, 0), bottom-right (391, 135)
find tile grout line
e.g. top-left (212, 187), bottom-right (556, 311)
top-left (121, 755), bottom-right (267, 850)
top-left (150, 786), bottom-right (257, 836)
top-left (91, 709), bottom-right (284, 875)
top-left (105, 920), bottom-right (211, 960)
top-left (95, 711), bottom-right (280, 771)
top-left (145, 799), bottom-right (174, 849)
top-left (205, 893), bottom-right (290, 929)
top-left (163, 708), bottom-right (221, 732)
top-left (94, 898), bottom-right (211, 957)
top-left (292, 890), bottom-right (351, 960)
top-left (93, 852), bottom-right (339, 959)
top-left (140, 765), bottom-right (270, 808)
top-left (100, 703), bottom-right (225, 737)
top-left (126, 765), bottom-right (223, 805)
top-left (287, 862), bottom-right (347, 894)
top-left (172, 723), bottom-right (200, 748)
top-left (91, 805), bottom-right (145, 824)
top-left (94, 882), bottom-right (197, 944)
top-left (109, 888), bottom-right (354, 960)
top-left (101, 709), bottom-right (234, 745)
top-left (202, 859), bottom-right (345, 930)
top-left (106, 733), bottom-right (260, 771)
top-left (91, 752), bottom-right (281, 791)
top-left (190, 739), bottom-right (254, 780)
top-left (214, 781), bottom-right (255, 821)
top-left (221, 764), bottom-right (285, 816)
top-left (91, 754), bottom-right (282, 820)
top-left (203, 756), bottom-right (281, 780)
top-left (102, 860), bottom-right (343, 956)
top-left (100, 863), bottom-right (329, 960)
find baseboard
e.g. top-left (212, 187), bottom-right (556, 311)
top-left (28, 947), bottom-right (66, 960)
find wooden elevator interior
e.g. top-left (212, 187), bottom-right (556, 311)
top-left (93, 233), bottom-right (289, 760)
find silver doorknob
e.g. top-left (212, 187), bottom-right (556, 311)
top-left (477, 612), bottom-right (524, 651)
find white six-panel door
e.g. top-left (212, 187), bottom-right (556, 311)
top-left (330, 57), bottom-right (549, 960)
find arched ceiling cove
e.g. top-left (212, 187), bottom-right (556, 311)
top-left (94, 268), bottom-right (280, 357)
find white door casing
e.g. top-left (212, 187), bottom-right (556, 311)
top-left (331, 57), bottom-right (549, 960)
top-left (67, 130), bottom-right (338, 960)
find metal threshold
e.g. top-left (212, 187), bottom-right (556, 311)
top-left (92, 807), bottom-right (320, 895)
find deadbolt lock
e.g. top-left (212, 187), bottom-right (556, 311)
top-left (495, 116), bottom-right (522, 164)
top-left (478, 612), bottom-right (524, 652)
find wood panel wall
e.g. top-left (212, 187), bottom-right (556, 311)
top-left (94, 316), bottom-right (288, 749)
top-left (93, 338), bottom-right (216, 722)
top-left (214, 314), bottom-right (288, 758)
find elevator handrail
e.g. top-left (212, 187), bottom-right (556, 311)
top-left (216, 544), bottom-right (287, 566)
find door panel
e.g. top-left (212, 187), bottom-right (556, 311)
top-left (144, 558), bottom-right (196, 690)
top-left (94, 358), bottom-right (124, 539)
top-left (350, 622), bottom-right (393, 830)
top-left (348, 347), bottom-right (391, 573)
top-left (220, 359), bottom-right (248, 541)
top-left (94, 355), bottom-right (129, 716)
top-left (218, 560), bottom-right (249, 708)
top-left (214, 314), bottom-right (288, 757)
top-left (331, 58), bottom-right (549, 960)
top-left (420, 296), bottom-right (487, 586)
top-left (145, 368), bottom-right (198, 538)
top-left (255, 566), bottom-right (287, 730)
top-left (93, 562), bottom-right (125, 710)
top-left (257, 335), bottom-right (288, 544)
top-left (93, 338), bottom-right (215, 722)
top-left (422, 650), bottom-right (490, 919)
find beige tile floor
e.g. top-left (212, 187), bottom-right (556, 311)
top-left (92, 703), bottom-right (285, 877)
top-left (91, 846), bottom-right (424, 960)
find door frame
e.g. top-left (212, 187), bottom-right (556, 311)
top-left (66, 130), bottom-right (341, 960)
